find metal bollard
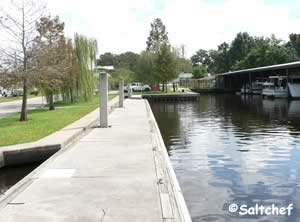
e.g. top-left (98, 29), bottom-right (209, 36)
top-left (119, 80), bottom-right (124, 107)
top-left (100, 71), bottom-right (108, 127)
top-left (127, 84), bottom-right (132, 98)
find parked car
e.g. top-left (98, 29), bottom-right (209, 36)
top-left (11, 88), bottom-right (23, 97)
top-left (125, 82), bottom-right (151, 92)
top-left (0, 89), bottom-right (10, 97)
top-left (0, 88), bottom-right (23, 97)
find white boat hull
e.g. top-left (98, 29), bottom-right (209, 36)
top-left (262, 88), bottom-right (288, 98)
top-left (252, 88), bottom-right (263, 95)
top-left (288, 83), bottom-right (300, 98)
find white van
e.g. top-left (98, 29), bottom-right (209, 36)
top-left (127, 82), bottom-right (151, 92)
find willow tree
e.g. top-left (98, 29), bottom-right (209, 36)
top-left (60, 40), bottom-right (80, 103)
top-left (74, 34), bottom-right (98, 101)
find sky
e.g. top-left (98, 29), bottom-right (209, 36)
top-left (3, 0), bottom-right (300, 57)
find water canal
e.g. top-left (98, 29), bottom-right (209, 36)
top-left (0, 164), bottom-right (39, 195)
top-left (1, 94), bottom-right (300, 222)
top-left (150, 94), bottom-right (300, 222)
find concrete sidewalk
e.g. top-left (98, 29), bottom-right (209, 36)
top-left (0, 99), bottom-right (191, 222)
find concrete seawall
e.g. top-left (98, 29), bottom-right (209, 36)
top-left (142, 93), bottom-right (199, 102)
top-left (0, 96), bottom-right (120, 168)
top-left (145, 100), bottom-right (192, 222)
top-left (0, 98), bottom-right (191, 222)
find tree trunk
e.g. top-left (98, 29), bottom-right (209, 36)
top-left (70, 88), bottom-right (74, 103)
top-left (19, 78), bottom-right (28, 121)
top-left (166, 82), bottom-right (168, 93)
top-left (49, 92), bottom-right (55, 111)
top-left (162, 82), bottom-right (165, 92)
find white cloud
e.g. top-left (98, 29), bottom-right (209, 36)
top-left (47, 0), bottom-right (156, 55)
top-left (3, 0), bottom-right (300, 57)
top-left (159, 0), bottom-right (300, 56)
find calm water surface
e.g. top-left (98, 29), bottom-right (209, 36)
top-left (0, 164), bottom-right (38, 195)
top-left (150, 94), bottom-right (300, 222)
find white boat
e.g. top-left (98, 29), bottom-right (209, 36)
top-left (288, 75), bottom-right (300, 98)
top-left (241, 81), bottom-right (264, 94)
top-left (288, 83), bottom-right (300, 98)
top-left (262, 76), bottom-right (288, 98)
top-left (251, 81), bottom-right (264, 94)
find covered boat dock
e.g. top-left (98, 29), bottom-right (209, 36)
top-left (215, 61), bottom-right (300, 93)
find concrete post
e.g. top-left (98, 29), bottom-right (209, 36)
top-left (119, 80), bottom-right (124, 108)
top-left (100, 72), bottom-right (108, 127)
top-left (127, 84), bottom-right (132, 98)
top-left (248, 72), bottom-right (252, 93)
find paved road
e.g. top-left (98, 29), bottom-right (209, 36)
top-left (0, 97), bottom-right (46, 117)
top-left (0, 93), bottom-right (116, 118)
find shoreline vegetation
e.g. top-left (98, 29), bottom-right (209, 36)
top-left (0, 94), bottom-right (117, 147)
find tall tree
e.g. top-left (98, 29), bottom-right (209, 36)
top-left (98, 52), bottom-right (117, 66)
top-left (192, 66), bottom-right (208, 79)
top-left (98, 52), bottom-right (140, 87)
top-left (146, 18), bottom-right (169, 52)
top-left (214, 42), bottom-right (231, 73)
top-left (193, 33), bottom-right (299, 74)
top-left (136, 51), bottom-right (158, 84)
top-left (34, 15), bottom-right (67, 110)
top-left (234, 36), bottom-right (297, 69)
top-left (191, 49), bottom-right (210, 67)
top-left (156, 43), bottom-right (177, 92)
top-left (117, 52), bottom-right (140, 71)
top-left (0, 0), bottom-right (45, 121)
top-left (287, 33), bottom-right (300, 58)
top-left (228, 32), bottom-right (255, 68)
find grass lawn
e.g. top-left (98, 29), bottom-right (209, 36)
top-left (0, 95), bottom-right (38, 103)
top-left (0, 94), bottom-right (117, 147)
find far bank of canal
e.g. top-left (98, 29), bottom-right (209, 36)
top-left (150, 94), bottom-right (300, 222)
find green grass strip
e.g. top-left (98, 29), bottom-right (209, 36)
top-left (0, 94), bottom-right (117, 147)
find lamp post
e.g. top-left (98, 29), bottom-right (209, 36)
top-left (95, 66), bottom-right (114, 128)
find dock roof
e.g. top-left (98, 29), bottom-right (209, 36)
top-left (217, 61), bottom-right (300, 76)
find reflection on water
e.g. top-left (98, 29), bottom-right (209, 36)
top-left (150, 95), bottom-right (300, 222)
top-left (0, 164), bottom-right (39, 194)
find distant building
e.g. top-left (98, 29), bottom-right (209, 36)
top-left (178, 72), bottom-right (193, 80)
top-left (173, 72), bottom-right (193, 86)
